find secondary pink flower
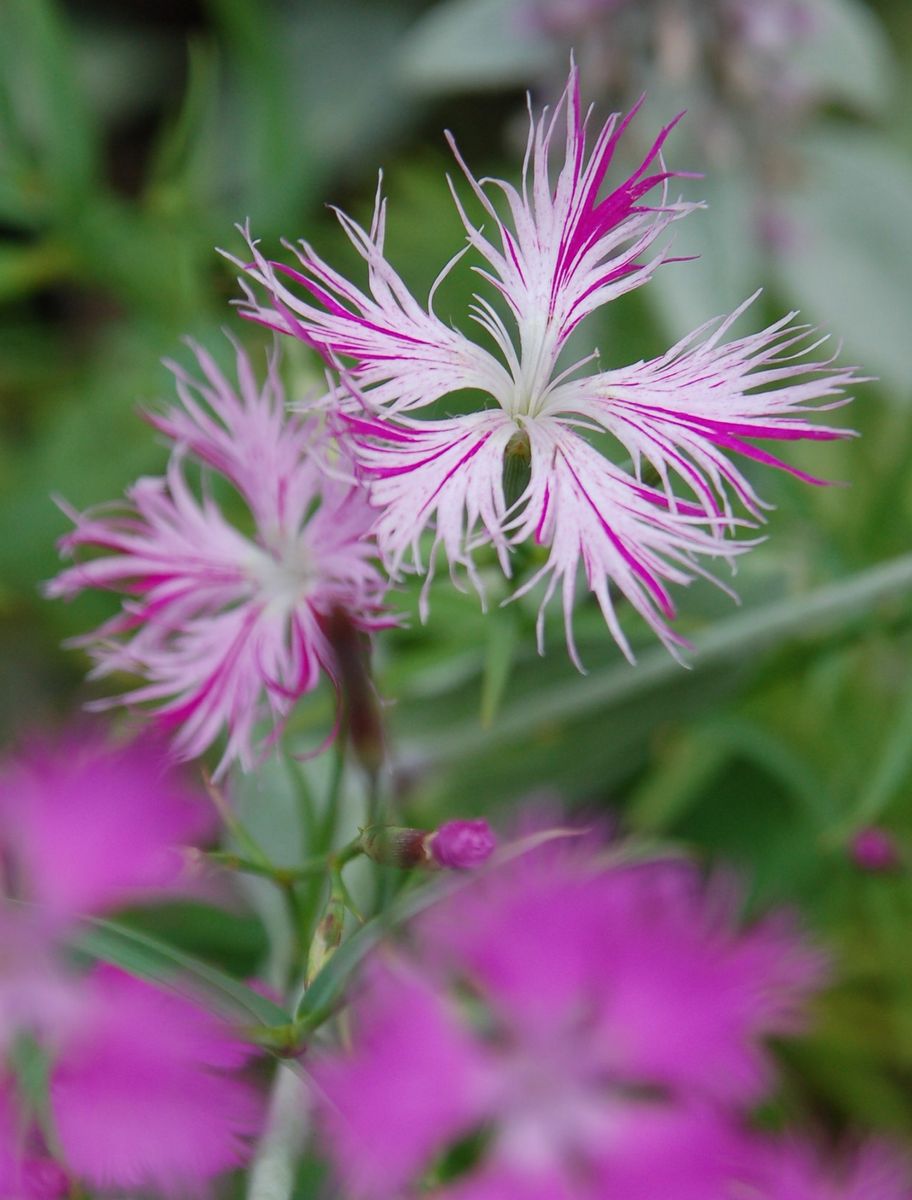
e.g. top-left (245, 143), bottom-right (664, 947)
top-left (0, 728), bottom-right (211, 1050)
top-left (49, 965), bottom-right (263, 1197)
top-left (748, 1137), bottom-right (912, 1199)
top-left (0, 727), bottom-right (211, 922)
top-left (313, 837), bottom-right (824, 1198)
top-left (234, 65), bottom-right (858, 663)
top-left (48, 340), bottom-right (391, 774)
top-left (0, 1081), bottom-right (68, 1199)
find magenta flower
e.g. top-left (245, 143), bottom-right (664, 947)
top-left (313, 837), bottom-right (823, 1198)
top-left (850, 827), bottom-right (901, 873)
top-left (0, 1081), bottom-right (68, 1199)
top-left (49, 965), bottom-right (263, 1197)
top-left (48, 341), bottom-right (391, 774)
top-left (0, 728), bottom-right (211, 1048)
top-left (234, 65), bottom-right (858, 663)
top-left (748, 1137), bottom-right (912, 1199)
top-left (0, 727), bottom-right (211, 923)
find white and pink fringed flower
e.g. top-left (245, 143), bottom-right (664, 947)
top-left (233, 64), bottom-right (859, 664)
top-left (47, 341), bottom-right (392, 775)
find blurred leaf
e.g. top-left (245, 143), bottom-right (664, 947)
top-left (72, 19), bottom-right (176, 126)
top-left (398, 0), bottom-right (552, 93)
top-left (798, 0), bottom-right (895, 114)
top-left (0, 239), bottom-right (72, 302)
top-left (281, 2), bottom-right (416, 180)
top-left (626, 726), bottom-right (733, 834)
top-left (410, 554), bottom-right (912, 773)
top-left (147, 39), bottom-right (221, 208)
top-left (78, 917), bottom-right (289, 1026)
top-left (646, 169), bottom-right (764, 342)
top-left (206, 0), bottom-right (294, 226)
top-left (775, 130), bottom-right (912, 398)
top-left (72, 194), bottom-right (210, 322)
top-left (118, 900), bottom-right (269, 979)
top-left (479, 605), bottom-right (519, 727)
top-left (0, 0), bottom-right (99, 207)
top-left (846, 671), bottom-right (912, 831)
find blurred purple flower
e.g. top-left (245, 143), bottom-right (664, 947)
top-left (0, 727), bottom-right (212, 922)
top-left (50, 965), bottom-right (263, 1197)
top-left (0, 728), bottom-right (212, 1049)
top-left (313, 836), bottom-right (824, 1197)
top-left (850, 827), bottom-right (901, 873)
top-left (0, 1081), bottom-right (67, 1199)
top-left (235, 66), bottom-right (858, 664)
top-left (48, 341), bottom-right (392, 775)
top-left (747, 1136), bottom-right (912, 1199)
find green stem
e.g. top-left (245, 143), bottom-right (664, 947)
top-left (201, 767), bottom-right (273, 868)
top-left (203, 849), bottom-right (329, 883)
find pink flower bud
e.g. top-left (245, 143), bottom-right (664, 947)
top-left (851, 827), bottom-right (901, 873)
top-left (429, 820), bottom-right (496, 869)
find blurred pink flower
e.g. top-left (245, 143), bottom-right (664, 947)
top-left (0, 728), bottom-right (212, 1050)
top-left (234, 65), bottom-right (858, 664)
top-left (48, 341), bottom-right (391, 774)
top-left (49, 965), bottom-right (263, 1197)
top-left (0, 1081), bottom-right (68, 1199)
top-left (850, 827), bottom-right (901, 874)
top-left (0, 728), bottom-right (211, 922)
top-left (313, 837), bottom-right (824, 1197)
top-left (748, 1137), bottom-right (912, 1199)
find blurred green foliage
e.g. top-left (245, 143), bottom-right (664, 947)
top-left (2, 0), bottom-right (912, 1168)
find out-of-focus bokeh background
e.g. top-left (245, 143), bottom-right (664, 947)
top-left (2, 0), bottom-right (912, 1152)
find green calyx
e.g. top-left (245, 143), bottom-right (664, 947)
top-left (502, 430), bottom-right (532, 512)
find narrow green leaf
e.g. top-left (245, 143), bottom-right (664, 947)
top-left (205, 0), bottom-right (294, 225)
top-left (147, 39), bottom-right (219, 202)
top-left (479, 606), bottom-right (519, 728)
top-left (0, 239), bottom-right (72, 301)
top-left (846, 672), bottom-right (912, 831)
top-left (77, 917), bottom-right (290, 1027)
top-left (421, 555), bottom-right (912, 767)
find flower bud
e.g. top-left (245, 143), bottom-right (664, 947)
top-left (428, 820), bottom-right (496, 869)
top-left (359, 826), bottom-right (431, 869)
top-left (850, 827), bottom-right (901, 873)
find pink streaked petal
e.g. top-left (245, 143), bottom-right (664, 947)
top-left (551, 296), bottom-right (861, 519)
top-left (152, 337), bottom-right (328, 534)
top-left (229, 220), bottom-right (509, 416)
top-left (445, 66), bottom-right (697, 367)
top-left (511, 420), bottom-right (745, 666)
top-left (351, 409), bottom-right (518, 587)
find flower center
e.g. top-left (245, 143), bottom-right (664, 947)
top-left (493, 1034), bottom-right (615, 1175)
top-left (249, 538), bottom-right (314, 610)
